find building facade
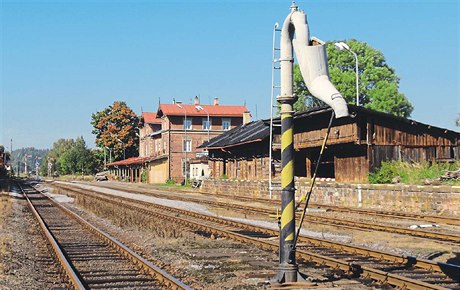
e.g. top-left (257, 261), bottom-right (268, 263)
top-left (206, 106), bottom-right (460, 183)
top-left (139, 97), bottom-right (250, 183)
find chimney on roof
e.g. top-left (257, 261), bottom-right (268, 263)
top-left (173, 98), bottom-right (176, 104)
top-left (194, 96), bottom-right (199, 105)
top-left (243, 111), bottom-right (251, 124)
top-left (213, 97), bottom-right (219, 106)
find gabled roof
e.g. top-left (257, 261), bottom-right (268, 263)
top-left (202, 104), bottom-right (459, 151)
top-left (200, 120), bottom-right (271, 149)
top-left (157, 103), bottom-right (248, 118)
top-left (142, 112), bottom-right (162, 124)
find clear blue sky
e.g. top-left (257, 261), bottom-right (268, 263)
top-left (1, 0), bottom-right (459, 150)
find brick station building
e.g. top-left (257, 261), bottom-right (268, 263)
top-left (107, 97), bottom-right (250, 183)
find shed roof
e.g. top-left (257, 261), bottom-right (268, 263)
top-left (200, 120), bottom-right (270, 149)
top-left (106, 156), bottom-right (154, 167)
top-left (202, 105), bottom-right (459, 150)
top-left (157, 104), bottom-right (248, 118)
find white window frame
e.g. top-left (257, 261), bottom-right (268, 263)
top-left (222, 118), bottom-right (231, 130)
top-left (183, 117), bottom-right (192, 130)
top-left (202, 118), bottom-right (211, 130)
top-left (183, 139), bottom-right (192, 152)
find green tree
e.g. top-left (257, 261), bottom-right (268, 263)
top-left (40, 137), bottom-right (98, 176)
top-left (91, 101), bottom-right (139, 161)
top-left (10, 147), bottom-right (48, 176)
top-left (294, 39), bottom-right (413, 118)
top-left (0, 145), bottom-right (7, 178)
top-left (59, 137), bottom-right (96, 175)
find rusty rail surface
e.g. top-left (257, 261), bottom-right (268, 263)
top-left (76, 182), bottom-right (460, 244)
top-left (21, 182), bottom-right (191, 290)
top-left (80, 181), bottom-right (460, 226)
top-left (19, 182), bottom-right (86, 290)
top-left (54, 183), bottom-right (460, 290)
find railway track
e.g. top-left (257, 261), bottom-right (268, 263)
top-left (208, 191), bottom-right (460, 227)
top-left (20, 181), bottom-right (190, 290)
top-left (53, 182), bottom-right (460, 290)
top-left (75, 181), bottom-right (460, 244)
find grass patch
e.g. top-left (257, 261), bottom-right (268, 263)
top-left (369, 161), bottom-right (460, 185)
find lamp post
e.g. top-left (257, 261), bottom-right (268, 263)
top-left (334, 41), bottom-right (359, 106)
top-left (176, 103), bottom-right (188, 184)
top-left (116, 139), bottom-right (126, 160)
top-left (195, 105), bottom-right (210, 148)
top-left (105, 146), bottom-right (112, 165)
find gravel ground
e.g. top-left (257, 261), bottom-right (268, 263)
top-left (56, 181), bottom-right (460, 266)
top-left (55, 181), bottom-right (350, 242)
top-left (5, 179), bottom-right (455, 289)
top-left (46, 182), bottom-right (375, 289)
top-left (0, 195), bottom-right (67, 290)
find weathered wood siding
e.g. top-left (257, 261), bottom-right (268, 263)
top-left (209, 138), bottom-right (281, 180)
top-left (370, 121), bottom-right (457, 147)
top-left (295, 123), bottom-right (357, 149)
top-left (335, 145), bottom-right (368, 182)
top-left (208, 106), bottom-right (459, 183)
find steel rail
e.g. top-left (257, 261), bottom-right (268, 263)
top-left (55, 183), bottom-right (459, 276)
top-left (71, 182), bottom-right (460, 244)
top-left (55, 184), bottom-right (459, 289)
top-left (27, 183), bottom-right (191, 290)
top-left (18, 182), bottom-right (86, 290)
top-left (309, 203), bottom-right (460, 227)
top-left (154, 183), bottom-right (460, 226)
top-left (79, 181), bottom-right (460, 226)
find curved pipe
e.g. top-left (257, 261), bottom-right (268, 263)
top-left (280, 7), bottom-right (349, 118)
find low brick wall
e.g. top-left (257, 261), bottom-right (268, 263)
top-left (200, 178), bottom-right (460, 216)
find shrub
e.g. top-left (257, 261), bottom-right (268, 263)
top-left (141, 170), bottom-right (148, 183)
top-left (165, 179), bottom-right (175, 185)
top-left (369, 161), bottom-right (460, 184)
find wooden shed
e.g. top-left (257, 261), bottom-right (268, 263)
top-left (205, 105), bottom-right (459, 183)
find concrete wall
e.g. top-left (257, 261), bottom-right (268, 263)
top-left (200, 178), bottom-right (460, 216)
top-left (190, 163), bottom-right (210, 180)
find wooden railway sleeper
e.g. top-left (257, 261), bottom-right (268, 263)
top-left (26, 183), bottom-right (191, 290)
top-left (58, 184), bottom-right (460, 277)
top-left (55, 184), bottom-right (459, 289)
top-left (78, 186), bottom-right (460, 271)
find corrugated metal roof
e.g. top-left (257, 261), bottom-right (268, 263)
top-left (202, 105), bottom-right (459, 151)
top-left (294, 105), bottom-right (460, 135)
top-left (202, 120), bottom-right (270, 149)
top-left (157, 104), bottom-right (248, 117)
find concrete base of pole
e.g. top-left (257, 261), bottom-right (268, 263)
top-left (272, 263), bottom-right (308, 284)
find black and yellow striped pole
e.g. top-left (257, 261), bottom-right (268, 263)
top-left (275, 4), bottom-right (300, 281)
top-left (276, 95), bottom-right (298, 282)
top-left (274, 2), bottom-right (349, 284)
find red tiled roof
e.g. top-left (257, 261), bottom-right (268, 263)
top-left (158, 104), bottom-right (248, 117)
top-left (142, 112), bottom-right (161, 124)
top-left (106, 157), bottom-right (150, 166)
